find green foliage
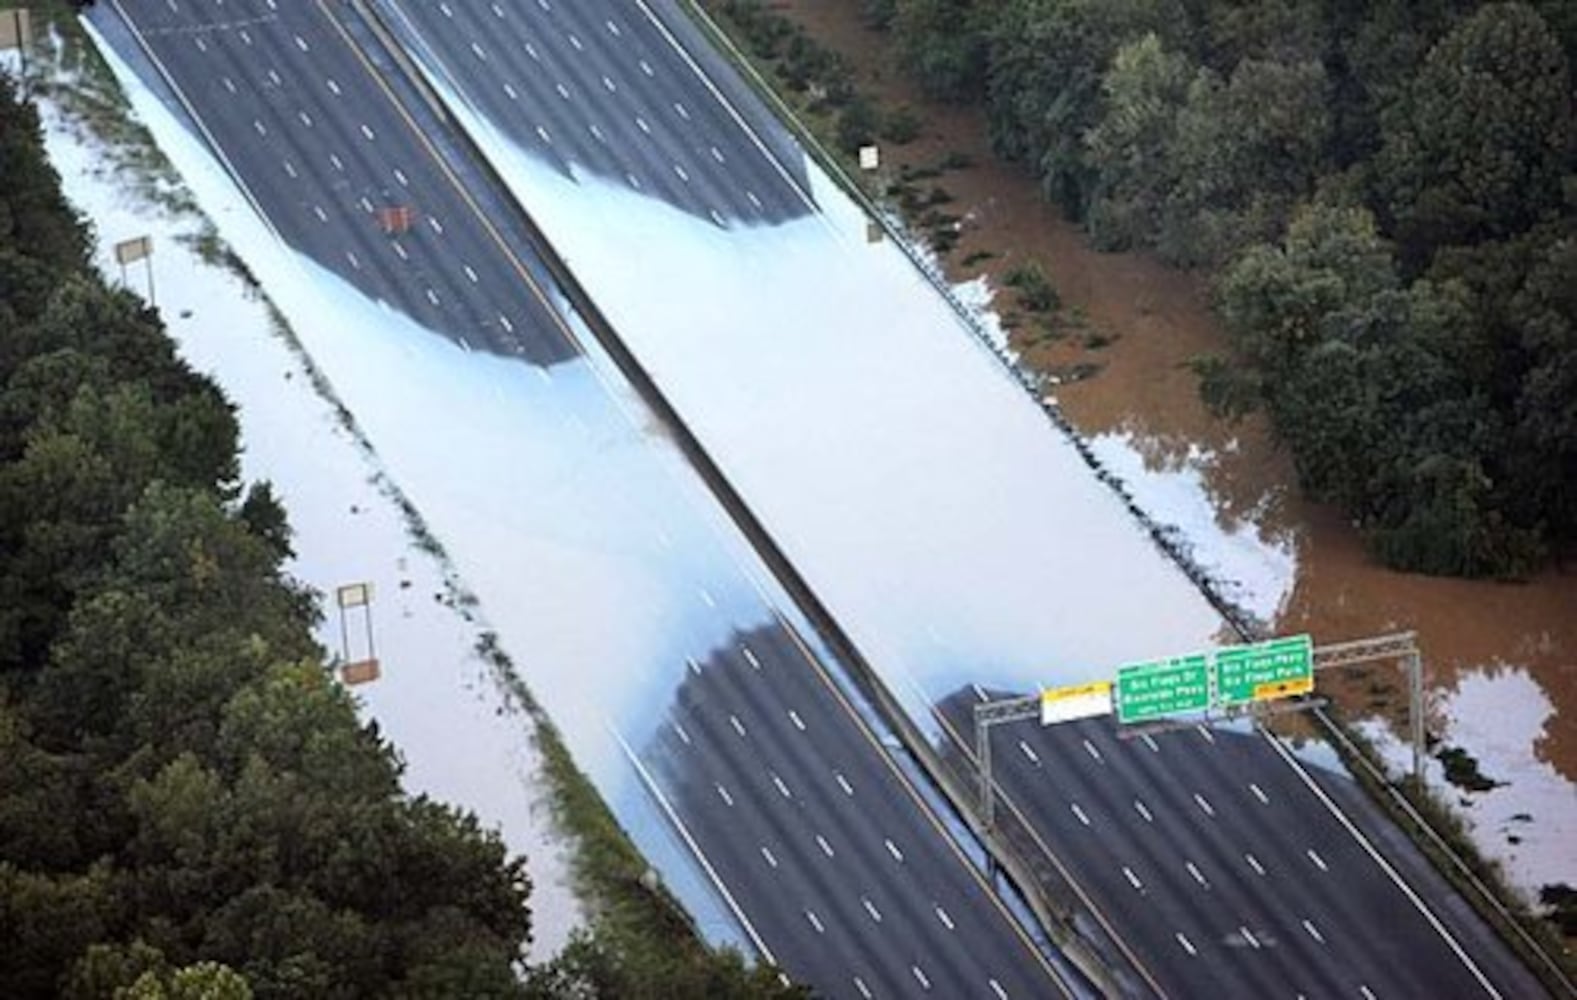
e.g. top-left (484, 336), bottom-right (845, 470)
top-left (861, 0), bottom-right (898, 30)
top-left (1203, 0), bottom-right (1327, 68)
top-left (1436, 745), bottom-right (1504, 792)
top-left (718, 0), bottom-right (854, 106)
top-left (1375, 2), bottom-right (1573, 268)
top-left (881, 105), bottom-right (922, 144)
top-left (1086, 39), bottom-right (1331, 265)
top-left (0, 77), bottom-right (90, 276)
top-left (1189, 354), bottom-right (1263, 421)
top-left (237, 481), bottom-right (295, 561)
top-left (1083, 33), bottom-right (1195, 250)
top-left (0, 862), bottom-right (114, 997)
top-left (892, 0), bottom-right (989, 102)
top-left (124, 962), bottom-right (254, 1000)
top-left (836, 94), bottom-right (880, 153)
top-left (1540, 884), bottom-right (1577, 937)
top-left (1162, 56), bottom-right (1331, 264)
top-left (983, 0), bottom-right (1194, 213)
top-left (1004, 261), bottom-right (1060, 312)
top-left (1214, 201), bottom-right (1556, 574)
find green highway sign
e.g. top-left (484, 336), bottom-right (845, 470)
top-left (1115, 653), bottom-right (1211, 724)
top-left (1215, 634), bottom-right (1314, 707)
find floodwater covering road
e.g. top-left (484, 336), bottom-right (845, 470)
top-left (381, 0), bottom-right (1229, 726)
top-left (78, 5), bottom-right (1086, 994)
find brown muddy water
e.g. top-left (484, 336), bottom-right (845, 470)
top-left (776, 0), bottom-right (1576, 904)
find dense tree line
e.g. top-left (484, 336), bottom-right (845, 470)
top-left (0, 73), bottom-right (795, 998)
top-left (869, 0), bottom-right (1576, 576)
top-left (0, 72), bottom-right (532, 997)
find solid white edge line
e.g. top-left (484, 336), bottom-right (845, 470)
top-left (611, 723), bottom-right (780, 968)
top-left (97, 1), bottom-right (284, 247)
top-left (630, 0), bottom-right (817, 214)
top-left (1259, 727), bottom-right (1502, 998)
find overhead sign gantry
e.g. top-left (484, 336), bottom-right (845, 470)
top-left (1113, 634), bottom-right (1314, 723)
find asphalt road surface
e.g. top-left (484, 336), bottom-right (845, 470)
top-left (110, 0), bottom-right (597, 364)
top-left (92, 2), bottom-right (1079, 995)
top-left (376, 0), bottom-right (814, 227)
top-left (938, 691), bottom-right (1549, 999)
top-left (650, 622), bottom-right (1077, 999)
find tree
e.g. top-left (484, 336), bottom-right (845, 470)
top-left (1203, 0), bottom-right (1327, 69)
top-left (63, 941), bottom-right (170, 1000)
top-left (0, 431), bottom-right (124, 672)
top-left (1083, 33), bottom-right (1195, 249)
top-left (0, 703), bottom-right (89, 871)
top-left (1212, 199), bottom-right (1546, 574)
top-left (1509, 234), bottom-right (1577, 546)
top-left (0, 862), bottom-right (113, 998)
top-left (236, 482), bottom-right (294, 562)
top-left (892, 0), bottom-right (989, 102)
top-left (0, 77), bottom-right (91, 276)
top-left (984, 0), bottom-right (1193, 213)
top-left (1162, 55), bottom-right (1331, 264)
top-left (1215, 199), bottom-right (1395, 380)
top-left (1375, 2), bottom-right (1573, 267)
top-left (125, 962), bottom-right (253, 1000)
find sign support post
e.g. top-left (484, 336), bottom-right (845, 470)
top-left (972, 694), bottom-right (1039, 880)
top-left (1409, 649), bottom-right (1424, 784)
top-left (113, 235), bottom-right (156, 307)
top-left (1307, 632), bottom-right (1425, 784)
top-left (2, 10), bottom-right (32, 103)
top-left (334, 582), bottom-right (380, 685)
top-left (15, 9), bottom-right (26, 101)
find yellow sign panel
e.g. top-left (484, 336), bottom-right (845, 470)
top-left (1041, 680), bottom-right (1113, 725)
top-left (1044, 681), bottom-right (1112, 703)
top-left (1252, 676), bottom-right (1314, 702)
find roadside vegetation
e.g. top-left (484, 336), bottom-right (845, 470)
top-left (715, 0), bottom-right (1575, 579)
top-left (862, 0), bottom-right (1576, 580)
top-left (0, 65), bottom-right (796, 998)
